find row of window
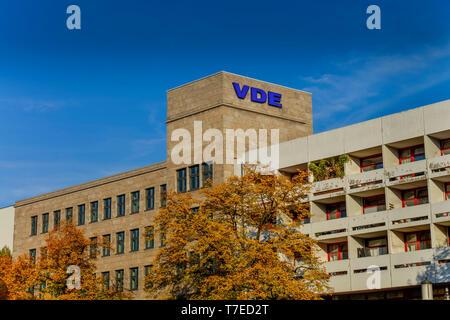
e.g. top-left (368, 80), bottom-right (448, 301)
top-left (357, 141), bottom-right (450, 173)
top-left (176, 162), bottom-right (213, 193)
top-left (327, 231), bottom-right (435, 262)
top-left (30, 185), bottom-right (167, 236)
top-left (29, 227), bottom-right (165, 265)
top-left (322, 186), bottom-right (434, 221)
top-left (101, 266), bottom-right (152, 292)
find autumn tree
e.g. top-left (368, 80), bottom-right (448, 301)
top-left (144, 165), bottom-right (330, 300)
top-left (0, 222), bottom-right (130, 300)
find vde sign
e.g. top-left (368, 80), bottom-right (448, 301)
top-left (232, 82), bottom-right (282, 108)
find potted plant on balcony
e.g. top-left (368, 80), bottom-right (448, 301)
top-left (309, 155), bottom-right (350, 182)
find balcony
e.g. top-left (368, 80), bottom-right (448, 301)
top-left (388, 203), bottom-right (431, 230)
top-left (311, 217), bottom-right (349, 240)
top-left (349, 210), bottom-right (389, 236)
top-left (346, 169), bottom-right (385, 194)
top-left (390, 249), bottom-right (434, 287)
top-left (310, 178), bottom-right (345, 201)
top-left (431, 200), bottom-right (450, 224)
top-left (385, 160), bottom-right (427, 187)
top-left (324, 259), bottom-right (351, 293)
top-left (428, 154), bottom-right (450, 180)
top-left (350, 254), bottom-right (391, 291)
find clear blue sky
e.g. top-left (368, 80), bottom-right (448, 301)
top-left (0, 0), bottom-right (449, 207)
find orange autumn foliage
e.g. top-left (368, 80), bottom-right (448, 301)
top-left (144, 165), bottom-right (331, 300)
top-left (0, 222), bottom-right (130, 300)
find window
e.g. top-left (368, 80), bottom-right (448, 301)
top-left (77, 205), bottom-right (85, 226)
top-left (102, 272), bottom-right (110, 290)
top-left (160, 185), bottom-right (167, 208)
top-left (104, 198), bottom-right (111, 220)
top-left (145, 187), bottom-right (155, 210)
top-left (130, 229), bottom-right (139, 252)
top-left (90, 201), bottom-right (98, 223)
top-left (131, 191), bottom-right (140, 214)
top-left (363, 195), bottom-right (386, 214)
top-left (115, 270), bottom-right (124, 292)
top-left (117, 194), bottom-right (125, 217)
top-left (326, 202), bottom-right (346, 220)
top-left (29, 249), bottom-right (36, 264)
top-left (31, 216), bottom-right (38, 236)
top-left (399, 145), bottom-right (425, 164)
top-left (53, 210), bottom-right (60, 229)
top-left (190, 165), bottom-right (200, 191)
top-left (42, 213), bottom-right (49, 234)
top-left (89, 237), bottom-right (97, 258)
top-left (144, 265), bottom-right (153, 289)
top-left (402, 187), bottom-right (428, 207)
top-left (66, 207), bottom-right (73, 223)
top-left (441, 139), bottom-right (450, 156)
top-left (160, 231), bottom-right (166, 247)
top-left (405, 231), bottom-right (431, 252)
top-left (145, 226), bottom-right (154, 249)
top-left (327, 242), bottom-right (348, 261)
top-left (102, 234), bottom-right (111, 257)
top-left (177, 168), bottom-right (187, 193)
top-left (445, 183), bottom-right (450, 200)
top-left (116, 231), bottom-right (125, 254)
top-left (358, 237), bottom-right (388, 257)
top-left (360, 154), bottom-right (383, 172)
top-left (130, 267), bottom-right (138, 291)
top-left (202, 162), bottom-right (213, 187)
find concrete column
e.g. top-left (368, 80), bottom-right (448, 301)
top-left (310, 201), bottom-right (327, 222)
top-left (346, 194), bottom-right (363, 216)
top-left (424, 135), bottom-right (441, 159)
top-left (382, 145), bottom-right (399, 169)
top-left (388, 230), bottom-right (405, 254)
top-left (431, 223), bottom-right (448, 248)
top-left (345, 156), bottom-right (361, 176)
top-left (385, 187), bottom-right (402, 210)
top-left (348, 236), bottom-right (364, 259)
top-left (428, 179), bottom-right (445, 203)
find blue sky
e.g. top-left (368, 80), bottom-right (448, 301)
top-left (0, 0), bottom-right (449, 207)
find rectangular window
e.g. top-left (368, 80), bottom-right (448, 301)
top-left (117, 194), bottom-right (125, 217)
top-left (363, 195), bottom-right (386, 214)
top-left (202, 162), bottom-right (213, 187)
top-left (144, 265), bottom-right (153, 290)
top-left (145, 187), bottom-right (155, 210)
top-left (66, 207), bottom-right (73, 223)
top-left (130, 228), bottom-right (139, 252)
top-left (160, 231), bottom-right (166, 248)
top-left (177, 168), bottom-right (187, 193)
top-left (103, 198), bottom-right (111, 220)
top-left (42, 213), bottom-right (49, 234)
top-left (78, 204), bottom-right (85, 226)
top-left (102, 272), bottom-right (110, 290)
top-left (31, 216), bottom-right (38, 236)
top-left (90, 201), bottom-right (98, 223)
top-left (441, 139), bottom-right (450, 156)
top-left (160, 185), bottom-right (167, 208)
top-left (102, 234), bottom-right (111, 257)
top-left (130, 267), bottom-right (138, 291)
top-left (145, 226), bottom-right (155, 249)
top-left (29, 249), bottom-right (36, 264)
top-left (405, 231), bottom-right (431, 252)
top-left (190, 165), bottom-right (200, 191)
top-left (89, 237), bottom-right (97, 258)
top-left (358, 237), bottom-right (388, 257)
top-left (360, 154), bottom-right (383, 172)
top-left (445, 183), bottom-right (450, 200)
top-left (399, 145), bottom-right (425, 164)
top-left (327, 242), bottom-right (348, 261)
top-left (53, 210), bottom-right (60, 229)
top-left (131, 191), bottom-right (140, 214)
top-left (115, 270), bottom-right (124, 292)
top-left (116, 231), bottom-right (125, 254)
top-left (326, 202), bottom-right (346, 220)
top-left (402, 187), bottom-right (428, 207)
